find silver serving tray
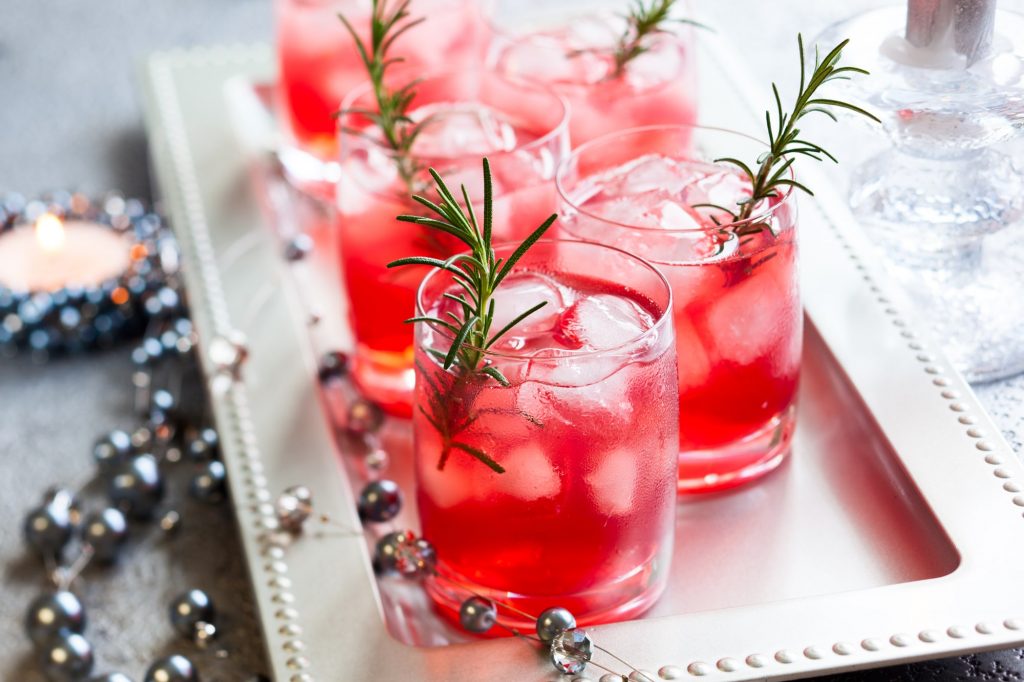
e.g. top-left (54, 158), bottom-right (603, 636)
top-left (141, 35), bottom-right (1024, 682)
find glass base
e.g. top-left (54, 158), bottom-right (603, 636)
top-left (677, 406), bottom-right (796, 494)
top-left (425, 547), bottom-right (671, 632)
top-left (276, 142), bottom-right (340, 203)
top-left (352, 344), bottom-right (415, 418)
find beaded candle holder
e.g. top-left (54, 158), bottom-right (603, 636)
top-left (0, 192), bottom-right (180, 359)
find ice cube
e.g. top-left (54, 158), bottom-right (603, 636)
top-left (615, 155), bottom-right (690, 196)
top-left (673, 317), bottom-right (713, 393)
top-left (556, 294), bottom-right (654, 351)
top-left (410, 102), bottom-right (518, 158)
top-left (494, 443), bottom-right (561, 502)
top-left (657, 200), bottom-right (704, 230)
top-left (679, 166), bottom-right (751, 221)
top-left (499, 33), bottom-right (610, 85)
top-left (586, 448), bottom-right (638, 516)
top-left (702, 265), bottom-right (791, 367)
top-left (488, 272), bottom-right (568, 346)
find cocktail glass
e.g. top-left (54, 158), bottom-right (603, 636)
top-left (490, 9), bottom-right (697, 147)
top-left (415, 239), bottom-right (679, 627)
top-left (557, 125), bottom-right (801, 493)
top-left (275, 0), bottom-right (491, 189)
top-left (336, 70), bottom-right (569, 415)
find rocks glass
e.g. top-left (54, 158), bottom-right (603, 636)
top-left (336, 70), bottom-right (569, 414)
top-left (558, 125), bottom-right (801, 492)
top-left (415, 240), bottom-right (679, 626)
top-left (276, 0), bottom-right (490, 187)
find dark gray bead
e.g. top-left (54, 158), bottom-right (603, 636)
top-left (144, 654), bottom-right (198, 682)
top-left (25, 591), bottom-right (86, 646)
top-left (536, 606), bottom-right (576, 643)
top-left (93, 430), bottom-right (133, 475)
top-left (88, 674), bottom-right (134, 682)
top-left (42, 487), bottom-right (82, 525)
top-left (23, 504), bottom-right (72, 558)
top-left (107, 454), bottom-right (164, 519)
top-left (458, 596), bottom-right (496, 633)
top-left (283, 233), bottom-right (314, 261)
top-left (357, 479), bottom-right (402, 523)
top-left (189, 461), bottom-right (226, 504)
top-left (169, 590), bottom-right (214, 638)
top-left (317, 350), bottom-right (349, 381)
top-left (81, 508), bottom-right (128, 562)
top-left (185, 428), bottom-right (219, 461)
top-left (346, 398), bottom-right (384, 436)
top-left (38, 631), bottom-right (94, 682)
top-left (374, 530), bottom-right (436, 577)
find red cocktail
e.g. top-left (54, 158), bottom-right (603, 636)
top-left (275, 0), bottom-right (490, 184)
top-left (415, 240), bottom-right (679, 626)
top-left (491, 12), bottom-right (696, 147)
top-left (558, 125), bottom-right (801, 492)
top-left (336, 72), bottom-right (569, 414)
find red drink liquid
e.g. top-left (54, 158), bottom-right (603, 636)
top-left (415, 241), bottom-right (679, 627)
top-left (492, 14), bottom-right (697, 147)
top-left (336, 73), bottom-right (569, 415)
top-left (558, 126), bottom-right (801, 492)
top-left (275, 0), bottom-right (489, 172)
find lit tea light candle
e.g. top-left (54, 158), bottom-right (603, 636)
top-left (0, 213), bottom-right (132, 292)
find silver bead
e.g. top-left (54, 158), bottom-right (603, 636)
top-left (346, 398), bottom-right (384, 436)
top-left (93, 430), bottom-right (133, 475)
top-left (283, 233), bottom-right (314, 261)
top-left (189, 461), bottom-right (226, 504)
top-left (192, 621), bottom-right (217, 649)
top-left (159, 510), bottom-right (181, 535)
top-left (363, 446), bottom-right (389, 475)
top-left (208, 332), bottom-right (248, 374)
top-left (537, 607), bottom-right (576, 643)
top-left (458, 597), bottom-right (497, 633)
top-left (357, 480), bottom-right (402, 523)
top-left (38, 631), bottom-right (94, 682)
top-left (82, 508), bottom-right (128, 563)
top-left (23, 504), bottom-right (72, 558)
top-left (107, 454), bottom-right (164, 519)
top-left (169, 589), bottom-right (215, 638)
top-left (550, 628), bottom-right (592, 675)
top-left (374, 530), bottom-right (436, 577)
top-left (275, 486), bottom-right (313, 533)
top-left (88, 675), bottom-right (134, 682)
top-left (25, 591), bottom-right (86, 646)
top-left (131, 426), bottom-right (153, 451)
top-left (143, 655), bottom-right (198, 682)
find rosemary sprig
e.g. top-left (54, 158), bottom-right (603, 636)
top-left (387, 158), bottom-right (556, 474)
top-left (612, 0), bottom-right (703, 77)
top-left (337, 0), bottom-right (425, 190)
top-left (714, 34), bottom-right (880, 222)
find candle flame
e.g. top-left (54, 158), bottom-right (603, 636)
top-left (35, 213), bottom-right (66, 254)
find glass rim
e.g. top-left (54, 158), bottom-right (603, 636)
top-left (414, 238), bottom-right (674, 362)
top-left (555, 123), bottom-right (796, 235)
top-left (337, 66), bottom-right (571, 164)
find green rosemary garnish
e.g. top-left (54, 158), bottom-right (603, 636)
top-left (612, 0), bottom-right (703, 77)
top-left (388, 158), bottom-right (557, 473)
top-left (338, 0), bottom-right (425, 189)
top-left (714, 34), bottom-right (880, 222)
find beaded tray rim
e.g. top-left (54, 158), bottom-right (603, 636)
top-left (140, 36), bottom-right (1024, 682)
